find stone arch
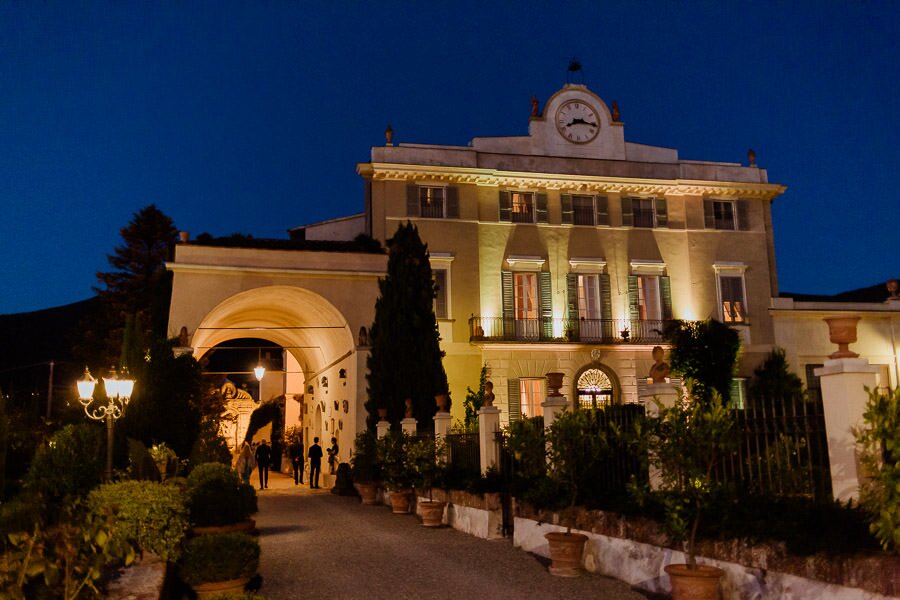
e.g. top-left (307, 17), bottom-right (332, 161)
top-left (572, 362), bottom-right (622, 408)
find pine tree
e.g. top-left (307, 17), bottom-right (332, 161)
top-left (365, 222), bottom-right (449, 429)
top-left (79, 205), bottom-right (177, 367)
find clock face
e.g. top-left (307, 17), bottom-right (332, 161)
top-left (555, 100), bottom-right (601, 143)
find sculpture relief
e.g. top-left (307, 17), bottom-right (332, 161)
top-left (648, 346), bottom-right (671, 384)
top-left (219, 379), bottom-right (257, 451)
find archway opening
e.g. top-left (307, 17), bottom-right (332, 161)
top-left (576, 367), bottom-right (617, 409)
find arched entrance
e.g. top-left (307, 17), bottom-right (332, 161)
top-left (187, 285), bottom-right (361, 466)
top-left (574, 364), bottom-right (620, 409)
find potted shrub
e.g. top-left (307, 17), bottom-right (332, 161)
top-left (186, 463), bottom-right (258, 533)
top-left (179, 532), bottom-right (260, 597)
top-left (637, 382), bottom-right (736, 599)
top-left (543, 408), bottom-right (607, 577)
top-left (408, 436), bottom-right (447, 527)
top-left (376, 431), bottom-right (415, 514)
top-left (351, 430), bottom-right (381, 505)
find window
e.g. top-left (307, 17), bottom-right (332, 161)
top-left (514, 272), bottom-right (538, 319)
top-left (572, 195), bottom-right (594, 225)
top-left (419, 187), bottom-right (445, 218)
top-left (433, 269), bottom-right (448, 319)
top-left (719, 275), bottom-right (746, 323)
top-left (705, 199), bottom-right (750, 231)
top-left (407, 185), bottom-right (459, 219)
top-left (729, 378), bottom-right (747, 409)
top-left (622, 197), bottom-right (667, 228)
top-left (520, 378), bottom-right (544, 417)
top-left (637, 275), bottom-right (662, 320)
top-left (577, 275), bottom-right (602, 319)
top-left (511, 192), bottom-right (534, 223)
top-left (577, 368), bottom-right (614, 409)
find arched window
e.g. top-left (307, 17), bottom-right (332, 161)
top-left (576, 368), bottom-right (615, 409)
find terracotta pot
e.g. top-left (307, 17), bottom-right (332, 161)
top-left (389, 489), bottom-right (412, 514)
top-left (435, 394), bottom-right (449, 413)
top-left (193, 576), bottom-right (251, 598)
top-left (664, 563), bottom-right (724, 600)
top-left (356, 482), bottom-right (379, 505)
top-left (546, 372), bottom-right (564, 396)
top-left (377, 407), bottom-right (388, 420)
top-left (544, 531), bottom-right (587, 577)
top-left (419, 500), bottom-right (447, 527)
top-left (191, 519), bottom-right (256, 536)
top-left (824, 317), bottom-right (861, 359)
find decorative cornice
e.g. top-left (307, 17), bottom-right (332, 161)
top-left (357, 163), bottom-right (786, 199)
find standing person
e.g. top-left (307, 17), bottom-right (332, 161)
top-left (327, 436), bottom-right (339, 475)
top-left (255, 439), bottom-right (272, 490)
top-left (234, 441), bottom-right (255, 486)
top-left (308, 437), bottom-right (323, 489)
top-left (289, 435), bottom-right (304, 485)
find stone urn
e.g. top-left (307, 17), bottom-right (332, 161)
top-left (377, 407), bottom-right (388, 420)
top-left (544, 531), bottom-right (588, 577)
top-left (418, 500), bottom-right (447, 527)
top-left (389, 489), bottom-right (412, 514)
top-left (435, 394), bottom-right (449, 413)
top-left (664, 564), bottom-right (724, 600)
top-left (355, 482), bottom-right (378, 505)
top-left (824, 316), bottom-right (861, 359)
top-left (546, 372), bottom-right (565, 397)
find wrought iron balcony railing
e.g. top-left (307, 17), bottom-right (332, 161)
top-left (468, 316), bottom-right (670, 344)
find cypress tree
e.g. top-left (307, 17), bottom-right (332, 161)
top-left (365, 222), bottom-right (449, 430)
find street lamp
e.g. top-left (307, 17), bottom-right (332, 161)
top-left (76, 366), bottom-right (135, 481)
top-left (254, 364), bottom-right (265, 402)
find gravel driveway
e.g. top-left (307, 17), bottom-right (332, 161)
top-left (255, 472), bottom-right (645, 600)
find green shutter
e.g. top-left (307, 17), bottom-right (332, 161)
top-left (446, 186), bottom-right (459, 219)
top-left (539, 271), bottom-right (553, 339)
top-left (660, 275), bottom-right (673, 320)
top-left (596, 196), bottom-right (609, 226)
top-left (499, 191), bottom-right (511, 222)
top-left (561, 194), bottom-right (573, 224)
top-left (566, 273), bottom-right (579, 326)
top-left (655, 198), bottom-right (668, 228)
top-left (599, 273), bottom-right (612, 340)
top-left (507, 378), bottom-right (521, 422)
top-left (703, 200), bottom-right (715, 229)
top-left (621, 197), bottom-right (633, 226)
top-left (627, 275), bottom-right (640, 321)
top-left (536, 192), bottom-right (548, 223)
top-left (737, 199), bottom-right (750, 231)
top-left (501, 271), bottom-right (514, 337)
top-left (407, 185), bottom-right (419, 217)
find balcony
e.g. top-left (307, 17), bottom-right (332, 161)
top-left (468, 317), bottom-right (671, 344)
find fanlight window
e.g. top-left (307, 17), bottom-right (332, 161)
top-left (577, 368), bottom-right (614, 409)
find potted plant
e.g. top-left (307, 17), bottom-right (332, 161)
top-left (179, 532), bottom-right (260, 597)
top-left (186, 463), bottom-right (258, 533)
top-left (376, 430), bottom-right (415, 514)
top-left (351, 430), bottom-right (381, 505)
top-left (408, 436), bottom-right (447, 527)
top-left (543, 409), bottom-right (607, 577)
top-left (636, 381), bottom-right (735, 599)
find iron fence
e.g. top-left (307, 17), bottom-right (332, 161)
top-left (445, 432), bottom-right (480, 479)
top-left (717, 394), bottom-right (832, 501)
top-left (468, 316), bottom-right (669, 344)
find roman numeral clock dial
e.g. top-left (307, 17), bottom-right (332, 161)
top-left (555, 100), bottom-right (600, 144)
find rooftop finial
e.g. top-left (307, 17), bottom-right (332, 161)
top-left (385, 124), bottom-right (394, 146)
top-left (612, 101), bottom-right (620, 122)
top-left (748, 148), bottom-right (757, 167)
top-left (530, 95), bottom-right (540, 117)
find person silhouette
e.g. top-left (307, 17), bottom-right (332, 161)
top-left (308, 437), bottom-right (324, 489)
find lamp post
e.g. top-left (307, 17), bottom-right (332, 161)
top-left (76, 366), bottom-right (135, 482)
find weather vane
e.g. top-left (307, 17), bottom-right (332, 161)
top-left (566, 57), bottom-right (584, 84)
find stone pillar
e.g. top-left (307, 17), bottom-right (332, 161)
top-left (542, 372), bottom-right (569, 464)
top-left (434, 412), bottom-right (451, 463)
top-left (478, 406), bottom-right (501, 474)
top-left (401, 417), bottom-right (417, 436)
top-left (815, 358), bottom-right (878, 503)
top-left (376, 419), bottom-right (390, 439)
top-left (639, 382), bottom-right (681, 490)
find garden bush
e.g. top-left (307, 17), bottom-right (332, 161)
top-left (24, 423), bottom-right (105, 508)
top-left (350, 431), bottom-right (380, 484)
top-left (186, 462), bottom-right (257, 527)
top-left (857, 386), bottom-right (900, 553)
top-left (187, 419), bottom-right (232, 470)
top-left (178, 532), bottom-right (259, 586)
top-left (87, 480), bottom-right (189, 561)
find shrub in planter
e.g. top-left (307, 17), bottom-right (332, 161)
top-left (179, 532), bottom-right (260, 587)
top-left (186, 463), bottom-right (257, 528)
top-left (857, 386), bottom-right (900, 553)
top-left (408, 436), bottom-right (447, 526)
top-left (87, 480), bottom-right (189, 561)
top-left (376, 431), bottom-right (415, 513)
top-left (351, 431), bottom-right (380, 504)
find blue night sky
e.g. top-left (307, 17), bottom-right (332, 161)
top-left (1, 1), bottom-right (897, 315)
